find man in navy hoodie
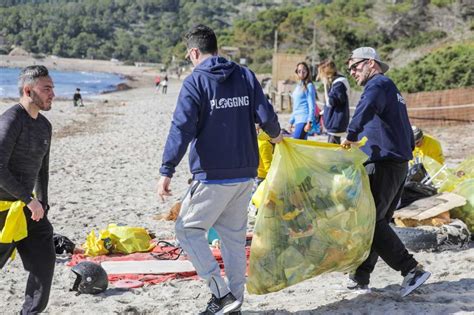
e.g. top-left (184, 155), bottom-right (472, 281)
top-left (342, 47), bottom-right (431, 297)
top-left (157, 25), bottom-right (282, 314)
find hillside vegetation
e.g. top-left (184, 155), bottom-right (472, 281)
top-left (390, 43), bottom-right (473, 92)
top-left (0, 0), bottom-right (472, 92)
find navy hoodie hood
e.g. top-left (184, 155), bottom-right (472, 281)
top-left (160, 56), bottom-right (281, 180)
top-left (194, 56), bottom-right (236, 83)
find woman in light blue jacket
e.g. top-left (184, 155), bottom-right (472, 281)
top-left (290, 62), bottom-right (316, 139)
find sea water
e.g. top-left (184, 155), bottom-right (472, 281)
top-left (0, 67), bottom-right (126, 98)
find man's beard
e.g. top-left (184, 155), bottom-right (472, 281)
top-left (359, 68), bottom-right (371, 86)
top-left (31, 90), bottom-right (51, 111)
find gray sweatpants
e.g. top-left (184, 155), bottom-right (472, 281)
top-left (175, 180), bottom-right (253, 301)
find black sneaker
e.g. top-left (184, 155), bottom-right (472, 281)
top-left (400, 265), bottom-right (431, 297)
top-left (199, 293), bottom-right (242, 315)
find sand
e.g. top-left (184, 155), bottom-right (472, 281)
top-left (0, 56), bottom-right (473, 314)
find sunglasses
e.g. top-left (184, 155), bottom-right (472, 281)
top-left (347, 59), bottom-right (368, 72)
top-left (185, 47), bottom-right (198, 61)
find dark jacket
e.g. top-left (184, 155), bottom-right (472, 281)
top-left (346, 74), bottom-right (414, 163)
top-left (160, 56), bottom-right (280, 180)
top-left (323, 76), bottom-right (350, 133)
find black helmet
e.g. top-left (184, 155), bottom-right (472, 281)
top-left (71, 261), bottom-right (108, 294)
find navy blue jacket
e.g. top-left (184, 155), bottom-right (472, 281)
top-left (323, 76), bottom-right (350, 133)
top-left (160, 56), bottom-right (281, 180)
top-left (346, 74), bottom-right (414, 163)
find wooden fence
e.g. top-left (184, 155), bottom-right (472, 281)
top-left (403, 87), bottom-right (474, 127)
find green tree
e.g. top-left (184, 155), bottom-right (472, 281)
top-left (390, 43), bottom-right (474, 92)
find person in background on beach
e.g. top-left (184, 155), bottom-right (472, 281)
top-left (155, 75), bottom-right (161, 93)
top-left (317, 59), bottom-right (350, 144)
top-left (73, 88), bottom-right (83, 107)
top-left (412, 126), bottom-right (445, 164)
top-left (342, 47), bottom-right (431, 297)
top-left (289, 62), bottom-right (316, 140)
top-left (157, 24), bottom-right (282, 314)
top-left (162, 75), bottom-right (168, 94)
top-left (0, 65), bottom-right (56, 314)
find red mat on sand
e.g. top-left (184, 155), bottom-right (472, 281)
top-left (68, 239), bottom-right (251, 286)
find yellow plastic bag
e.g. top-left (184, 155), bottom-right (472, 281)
top-left (408, 156), bottom-right (473, 232)
top-left (421, 156), bottom-right (457, 192)
top-left (451, 178), bottom-right (474, 232)
top-left (415, 156), bottom-right (474, 232)
top-left (252, 179), bottom-right (267, 209)
top-left (421, 156), bottom-right (474, 192)
top-left (83, 224), bottom-right (155, 257)
top-left (107, 224), bottom-right (155, 254)
top-left (83, 229), bottom-right (110, 256)
top-left (247, 138), bottom-right (376, 295)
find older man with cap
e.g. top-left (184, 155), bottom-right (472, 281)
top-left (342, 47), bottom-right (431, 297)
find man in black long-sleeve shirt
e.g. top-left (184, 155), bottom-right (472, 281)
top-left (0, 65), bottom-right (56, 314)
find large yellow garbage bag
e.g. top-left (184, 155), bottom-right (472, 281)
top-left (247, 138), bottom-right (376, 295)
top-left (451, 179), bottom-right (474, 232)
top-left (422, 156), bottom-right (474, 192)
top-left (416, 156), bottom-right (474, 232)
top-left (421, 156), bottom-right (456, 192)
top-left (252, 179), bottom-right (267, 209)
top-left (83, 224), bottom-right (155, 256)
top-left (454, 157), bottom-right (474, 179)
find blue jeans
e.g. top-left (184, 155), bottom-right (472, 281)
top-left (292, 122), bottom-right (308, 140)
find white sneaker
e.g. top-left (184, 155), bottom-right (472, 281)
top-left (400, 265), bottom-right (431, 297)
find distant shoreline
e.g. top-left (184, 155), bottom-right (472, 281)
top-left (0, 67), bottom-right (130, 100)
top-left (0, 55), bottom-right (160, 76)
top-left (0, 54), bottom-right (161, 100)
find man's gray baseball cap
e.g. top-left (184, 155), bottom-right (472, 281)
top-left (349, 47), bottom-right (389, 73)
